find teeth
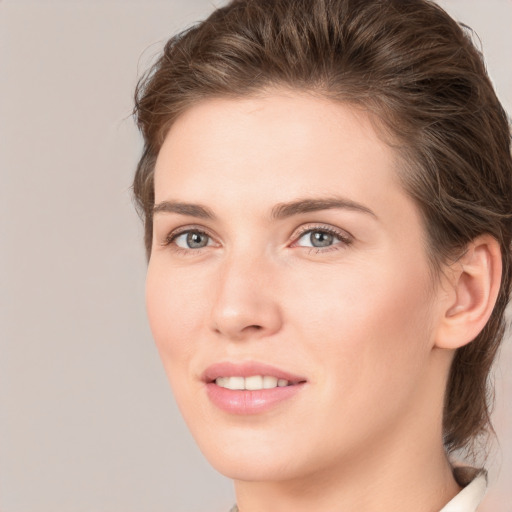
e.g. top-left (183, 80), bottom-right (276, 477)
top-left (215, 377), bottom-right (228, 388)
top-left (245, 375), bottom-right (263, 390)
top-left (215, 375), bottom-right (290, 390)
top-left (263, 376), bottom-right (278, 389)
top-left (224, 376), bottom-right (245, 390)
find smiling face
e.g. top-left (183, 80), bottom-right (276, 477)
top-left (146, 90), bottom-right (450, 483)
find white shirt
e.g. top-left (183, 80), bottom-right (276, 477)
top-left (440, 470), bottom-right (487, 512)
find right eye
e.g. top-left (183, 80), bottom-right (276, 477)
top-left (167, 229), bottom-right (215, 250)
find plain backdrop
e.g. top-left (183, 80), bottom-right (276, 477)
top-left (0, 1), bottom-right (510, 511)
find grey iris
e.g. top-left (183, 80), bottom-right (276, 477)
top-left (187, 232), bottom-right (208, 248)
top-left (311, 231), bottom-right (333, 247)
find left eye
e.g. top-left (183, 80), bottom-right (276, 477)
top-left (173, 230), bottom-right (213, 249)
top-left (295, 229), bottom-right (345, 248)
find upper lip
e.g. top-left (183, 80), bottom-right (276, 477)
top-left (202, 361), bottom-right (307, 384)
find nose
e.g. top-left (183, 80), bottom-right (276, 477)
top-left (209, 253), bottom-right (283, 341)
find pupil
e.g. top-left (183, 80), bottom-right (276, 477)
top-left (187, 232), bottom-right (207, 248)
top-left (311, 231), bottom-right (333, 247)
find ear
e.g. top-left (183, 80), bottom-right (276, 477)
top-left (434, 234), bottom-right (502, 350)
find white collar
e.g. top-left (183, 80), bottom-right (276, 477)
top-left (439, 471), bottom-right (487, 512)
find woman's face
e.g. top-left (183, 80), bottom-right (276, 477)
top-left (147, 91), bottom-right (447, 482)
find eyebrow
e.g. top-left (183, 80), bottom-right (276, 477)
top-left (153, 201), bottom-right (216, 219)
top-left (271, 196), bottom-right (377, 220)
top-left (152, 196), bottom-right (377, 221)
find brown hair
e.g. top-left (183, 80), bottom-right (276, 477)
top-left (133, 0), bottom-right (512, 458)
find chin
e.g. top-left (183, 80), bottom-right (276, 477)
top-left (212, 459), bottom-right (281, 482)
top-left (207, 452), bottom-right (301, 483)
top-left (190, 426), bottom-right (306, 482)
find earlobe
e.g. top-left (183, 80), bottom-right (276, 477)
top-left (434, 235), bottom-right (502, 350)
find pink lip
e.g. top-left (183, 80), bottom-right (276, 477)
top-left (202, 361), bottom-right (307, 415)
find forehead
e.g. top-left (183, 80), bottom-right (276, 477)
top-left (154, 90), bottom-right (402, 206)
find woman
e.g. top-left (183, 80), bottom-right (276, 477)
top-left (132, 0), bottom-right (512, 510)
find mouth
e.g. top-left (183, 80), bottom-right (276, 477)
top-left (214, 375), bottom-right (297, 390)
top-left (202, 361), bottom-right (307, 414)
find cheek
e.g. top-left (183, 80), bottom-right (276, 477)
top-left (145, 262), bottom-right (204, 367)
top-left (286, 258), bottom-right (434, 394)
top-left (275, 262), bottom-right (436, 466)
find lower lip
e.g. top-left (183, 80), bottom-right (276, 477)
top-left (205, 382), bottom-right (305, 414)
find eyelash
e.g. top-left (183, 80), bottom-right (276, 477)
top-left (163, 224), bottom-right (353, 256)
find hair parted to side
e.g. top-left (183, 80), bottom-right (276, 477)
top-left (133, 0), bottom-right (512, 459)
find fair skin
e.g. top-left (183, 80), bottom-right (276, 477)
top-left (146, 90), bottom-right (501, 512)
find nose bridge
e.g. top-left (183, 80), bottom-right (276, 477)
top-left (210, 245), bottom-right (282, 340)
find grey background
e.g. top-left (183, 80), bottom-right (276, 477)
top-left (0, 1), bottom-right (510, 511)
